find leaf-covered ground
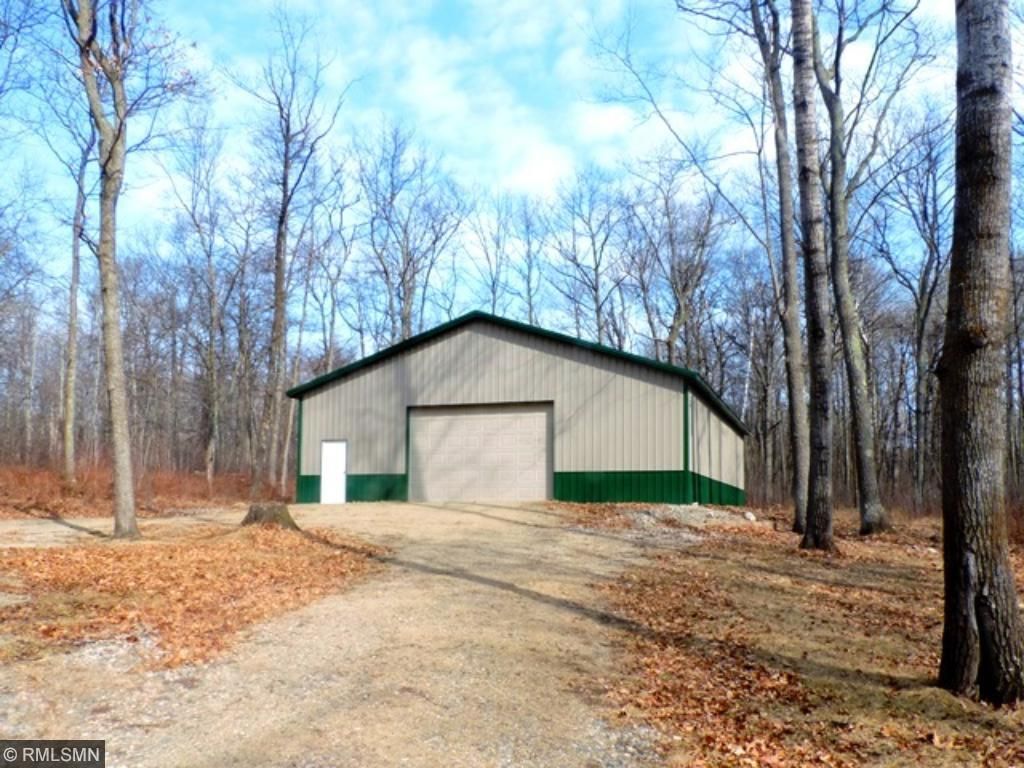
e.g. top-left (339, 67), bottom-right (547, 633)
top-left (0, 524), bottom-right (384, 667)
top-left (0, 465), bottom-right (267, 519)
top-left (593, 508), bottom-right (1024, 767)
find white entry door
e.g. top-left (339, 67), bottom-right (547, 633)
top-left (320, 440), bottom-right (347, 504)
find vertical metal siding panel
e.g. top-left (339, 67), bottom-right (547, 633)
top-left (620, 361), bottom-right (628, 470)
top-left (629, 369), bottom-right (636, 469)
top-left (710, 406), bottom-right (720, 484)
top-left (304, 323), bottom-right (725, 479)
top-left (654, 385), bottom-right (662, 472)
top-left (692, 395), bottom-right (700, 478)
top-left (659, 386), bottom-right (669, 471)
top-left (688, 395), bottom-right (694, 477)
top-left (645, 377), bottom-right (653, 472)
top-left (564, 344), bottom-right (574, 471)
top-left (719, 422), bottom-right (730, 486)
top-left (474, 329), bottom-right (487, 401)
top-left (585, 347), bottom-right (595, 470)
top-left (706, 401), bottom-right (714, 481)
top-left (726, 428), bottom-right (733, 488)
top-left (507, 330), bottom-right (519, 401)
top-left (552, 339), bottom-right (563, 471)
top-left (713, 410), bottom-right (728, 486)
top-left (416, 336), bottom-right (429, 403)
top-left (691, 396), bottom-right (700, 478)
top-left (612, 359), bottom-right (620, 468)
top-left (700, 398), bottom-right (710, 479)
top-left (622, 364), bottom-right (630, 473)
top-left (606, 362), bottom-right (617, 470)
top-left (301, 397), bottom-right (313, 475)
top-left (741, 428), bottom-right (746, 488)
top-left (734, 427), bottom-right (740, 487)
top-left (690, 391), bottom-right (695, 475)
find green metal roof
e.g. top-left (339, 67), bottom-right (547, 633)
top-left (286, 311), bottom-right (749, 436)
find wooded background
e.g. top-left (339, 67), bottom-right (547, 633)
top-left (1, 0), bottom-right (1022, 517)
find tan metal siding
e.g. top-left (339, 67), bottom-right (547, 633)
top-left (689, 390), bottom-right (745, 489)
top-left (300, 323), bottom-right (685, 476)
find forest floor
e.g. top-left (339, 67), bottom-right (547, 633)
top-left (569, 503), bottom-right (1024, 767)
top-left (0, 501), bottom-right (684, 767)
top-left (1, 471), bottom-right (1022, 767)
top-left (0, 465), bottom-right (274, 520)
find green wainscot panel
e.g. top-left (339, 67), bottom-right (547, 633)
top-left (691, 472), bottom-right (747, 506)
top-left (553, 470), bottom-right (745, 506)
top-left (347, 474), bottom-right (408, 501)
top-left (296, 475), bottom-right (321, 503)
top-left (553, 471), bottom-right (691, 503)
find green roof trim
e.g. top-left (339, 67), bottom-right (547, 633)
top-left (286, 311), bottom-right (749, 435)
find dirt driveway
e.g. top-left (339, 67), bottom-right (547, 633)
top-left (0, 502), bottom-right (701, 767)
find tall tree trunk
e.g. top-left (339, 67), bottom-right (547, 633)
top-left (791, 0), bottom-right (834, 551)
top-left (279, 255), bottom-right (311, 497)
top-left (62, 146), bottom-right (90, 486)
top-left (265, 206), bottom-right (289, 488)
top-left (67, 0), bottom-right (138, 538)
top-left (22, 316), bottom-right (35, 462)
top-left (815, 50), bottom-right (888, 535)
top-left (914, 341), bottom-right (929, 511)
top-left (829, 201), bottom-right (887, 532)
top-left (97, 163), bottom-right (138, 538)
top-left (938, 0), bottom-right (1024, 705)
top-left (751, 0), bottom-right (810, 533)
top-left (204, 251), bottom-right (219, 497)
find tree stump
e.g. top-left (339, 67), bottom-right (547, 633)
top-left (241, 502), bottom-right (300, 531)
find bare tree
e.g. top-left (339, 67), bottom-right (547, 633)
top-left (0, 0), bottom-right (42, 102)
top-left (938, 0), bottom-right (1024, 705)
top-left (469, 193), bottom-right (514, 315)
top-left (873, 109), bottom-right (952, 511)
top-left (811, 0), bottom-right (931, 533)
top-left (748, 0), bottom-right (811, 533)
top-left (792, 0), bottom-right (835, 550)
top-left (510, 196), bottom-right (547, 325)
top-left (549, 169), bottom-right (625, 345)
top-left (621, 1), bottom-right (810, 531)
top-left (239, 9), bottom-right (346, 488)
top-left (621, 160), bottom-right (718, 364)
top-left (32, 60), bottom-right (98, 487)
top-left (163, 108), bottom-right (234, 495)
top-left (356, 122), bottom-right (466, 343)
top-left (60, 0), bottom-right (191, 537)
top-left (308, 161), bottom-right (359, 374)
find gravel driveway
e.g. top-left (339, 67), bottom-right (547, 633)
top-left (0, 502), bottom-right (684, 768)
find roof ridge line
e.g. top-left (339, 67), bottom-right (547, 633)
top-left (286, 311), bottom-right (749, 435)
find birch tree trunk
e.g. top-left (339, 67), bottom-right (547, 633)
top-left (62, 140), bottom-right (91, 486)
top-left (938, 0), bottom-right (1024, 705)
top-left (792, 0), bottom-right (834, 550)
top-left (751, 0), bottom-right (810, 533)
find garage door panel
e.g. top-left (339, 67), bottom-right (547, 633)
top-left (409, 404), bottom-right (552, 502)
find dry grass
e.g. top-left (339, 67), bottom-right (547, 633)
top-left (0, 464), bottom-right (272, 520)
top-left (591, 507), bottom-right (1024, 767)
top-left (0, 524), bottom-right (385, 667)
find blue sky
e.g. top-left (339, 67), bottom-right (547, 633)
top-left (159, 0), bottom-right (694, 196)
top-left (16, 0), bottom-right (960, 287)
top-left (139, 0), bottom-right (954, 214)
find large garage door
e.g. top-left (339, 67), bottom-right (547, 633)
top-left (409, 404), bottom-right (552, 502)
